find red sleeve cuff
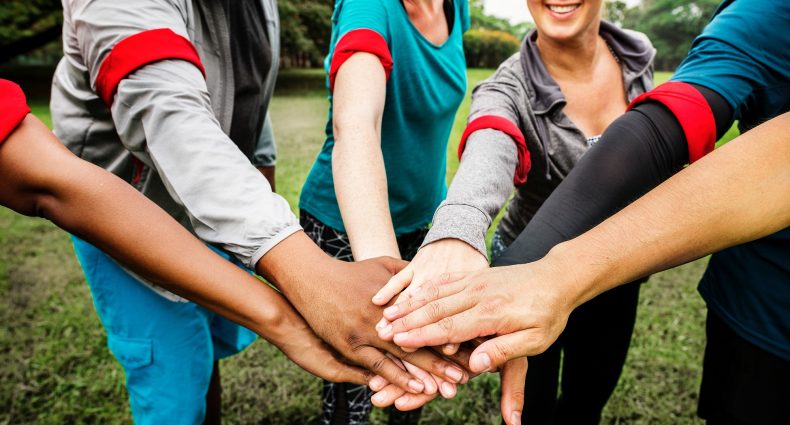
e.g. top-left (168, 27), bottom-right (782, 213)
top-left (95, 28), bottom-right (206, 106)
top-left (329, 29), bottom-right (393, 92)
top-left (459, 115), bottom-right (531, 185)
top-left (628, 81), bottom-right (716, 163)
top-left (0, 79), bottom-right (31, 145)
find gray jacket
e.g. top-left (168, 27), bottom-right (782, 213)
top-left (51, 0), bottom-right (299, 270)
top-left (424, 21), bottom-right (655, 257)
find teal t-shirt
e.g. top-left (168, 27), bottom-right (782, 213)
top-left (299, 0), bottom-right (469, 235)
top-left (671, 0), bottom-right (790, 360)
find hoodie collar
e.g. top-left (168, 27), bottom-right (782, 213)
top-left (520, 20), bottom-right (655, 115)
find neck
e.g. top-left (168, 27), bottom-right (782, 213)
top-left (536, 23), bottom-right (604, 80)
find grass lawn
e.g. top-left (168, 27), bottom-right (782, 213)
top-left (0, 69), bottom-right (738, 424)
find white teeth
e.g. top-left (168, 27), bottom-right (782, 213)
top-left (548, 4), bottom-right (580, 13)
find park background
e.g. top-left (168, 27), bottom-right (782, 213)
top-left (0, 0), bottom-right (739, 423)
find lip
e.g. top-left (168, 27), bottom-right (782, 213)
top-left (544, 3), bottom-right (582, 20)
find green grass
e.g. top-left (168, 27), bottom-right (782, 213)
top-left (0, 69), bottom-right (739, 424)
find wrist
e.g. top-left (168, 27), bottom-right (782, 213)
top-left (255, 231), bottom-right (335, 302)
top-left (542, 241), bottom-right (610, 311)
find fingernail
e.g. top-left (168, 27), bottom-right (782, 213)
top-left (424, 379), bottom-right (437, 395)
top-left (380, 325), bottom-right (393, 337)
top-left (372, 293), bottom-right (384, 303)
top-left (393, 332), bottom-right (408, 345)
top-left (408, 379), bottom-right (424, 393)
top-left (441, 382), bottom-right (456, 398)
top-left (369, 376), bottom-right (386, 391)
top-left (395, 394), bottom-right (410, 409)
top-left (445, 366), bottom-right (463, 383)
top-left (376, 318), bottom-right (388, 330)
top-left (384, 305), bottom-right (399, 317)
top-left (511, 411), bottom-right (522, 425)
top-left (371, 392), bottom-right (386, 405)
top-left (476, 352), bottom-right (492, 371)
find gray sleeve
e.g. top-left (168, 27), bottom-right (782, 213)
top-left (252, 113), bottom-right (277, 167)
top-left (74, 0), bottom-right (300, 269)
top-left (422, 58), bottom-right (525, 257)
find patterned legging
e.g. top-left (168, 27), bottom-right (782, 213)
top-left (300, 210), bottom-right (425, 425)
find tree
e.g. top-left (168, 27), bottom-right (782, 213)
top-left (622, 0), bottom-right (721, 70)
top-left (0, 0), bottom-right (63, 64)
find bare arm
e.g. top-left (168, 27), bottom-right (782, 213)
top-left (384, 112), bottom-right (790, 371)
top-left (0, 115), bottom-right (367, 384)
top-left (549, 111), bottom-right (790, 308)
top-left (332, 53), bottom-right (400, 260)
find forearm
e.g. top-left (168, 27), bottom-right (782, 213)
top-left (332, 52), bottom-right (398, 260)
top-left (113, 61), bottom-right (299, 268)
top-left (545, 113), bottom-right (790, 309)
top-left (423, 132), bottom-right (518, 256)
top-left (0, 116), bottom-right (293, 340)
top-left (333, 130), bottom-right (400, 260)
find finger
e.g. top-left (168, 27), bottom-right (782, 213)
top-left (372, 266), bottom-right (414, 305)
top-left (385, 292), bottom-right (476, 338)
top-left (393, 348), bottom-right (468, 384)
top-left (500, 357), bottom-right (527, 425)
top-left (371, 383), bottom-right (407, 408)
top-left (369, 375), bottom-right (388, 392)
top-left (321, 361), bottom-right (373, 386)
top-left (402, 360), bottom-right (438, 395)
top-left (470, 330), bottom-right (540, 374)
top-left (295, 348), bottom-right (373, 386)
top-left (382, 279), bottom-right (466, 321)
top-left (357, 346), bottom-right (424, 394)
top-left (436, 376), bottom-right (457, 399)
top-left (392, 308), bottom-right (494, 350)
top-left (393, 391), bottom-right (439, 411)
top-left (381, 256), bottom-right (410, 275)
top-left (442, 343), bottom-right (459, 356)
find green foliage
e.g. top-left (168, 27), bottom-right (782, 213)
top-left (463, 29), bottom-right (521, 69)
top-left (278, 0), bottom-right (334, 68)
top-left (469, 0), bottom-right (533, 39)
top-left (619, 0), bottom-right (722, 71)
top-left (0, 0), bottom-right (61, 45)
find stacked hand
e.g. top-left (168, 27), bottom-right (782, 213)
top-left (258, 232), bottom-right (471, 401)
top-left (370, 239), bottom-right (529, 425)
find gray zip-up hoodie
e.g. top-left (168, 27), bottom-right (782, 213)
top-left (51, 0), bottom-right (300, 270)
top-left (423, 21), bottom-right (655, 257)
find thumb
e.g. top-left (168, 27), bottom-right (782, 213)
top-left (470, 330), bottom-right (536, 373)
top-left (323, 360), bottom-right (374, 386)
top-left (372, 263), bottom-right (414, 305)
top-left (500, 357), bottom-right (527, 425)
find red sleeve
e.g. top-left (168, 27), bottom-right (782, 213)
top-left (628, 81), bottom-right (716, 163)
top-left (95, 28), bottom-right (206, 106)
top-left (459, 115), bottom-right (531, 185)
top-left (0, 79), bottom-right (31, 145)
top-left (328, 29), bottom-right (394, 92)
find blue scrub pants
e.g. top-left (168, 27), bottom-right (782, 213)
top-left (71, 237), bottom-right (256, 425)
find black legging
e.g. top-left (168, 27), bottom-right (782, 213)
top-left (494, 85), bottom-right (732, 424)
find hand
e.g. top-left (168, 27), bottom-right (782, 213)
top-left (259, 233), bottom-right (470, 394)
top-left (263, 294), bottom-right (372, 385)
top-left (379, 258), bottom-right (577, 374)
top-left (372, 238), bottom-right (488, 308)
top-left (373, 238), bottom-right (489, 355)
top-left (369, 347), bottom-right (527, 425)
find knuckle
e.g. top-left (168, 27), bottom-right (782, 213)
top-left (439, 272), bottom-right (452, 284)
top-left (493, 342), bottom-right (511, 361)
top-left (437, 317), bottom-right (454, 333)
top-left (370, 357), bottom-right (388, 373)
top-left (425, 303), bottom-right (444, 322)
top-left (479, 301), bottom-right (500, 316)
top-left (346, 334), bottom-right (365, 351)
top-left (471, 282), bottom-right (488, 294)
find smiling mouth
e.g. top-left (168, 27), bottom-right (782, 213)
top-left (547, 4), bottom-right (581, 14)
